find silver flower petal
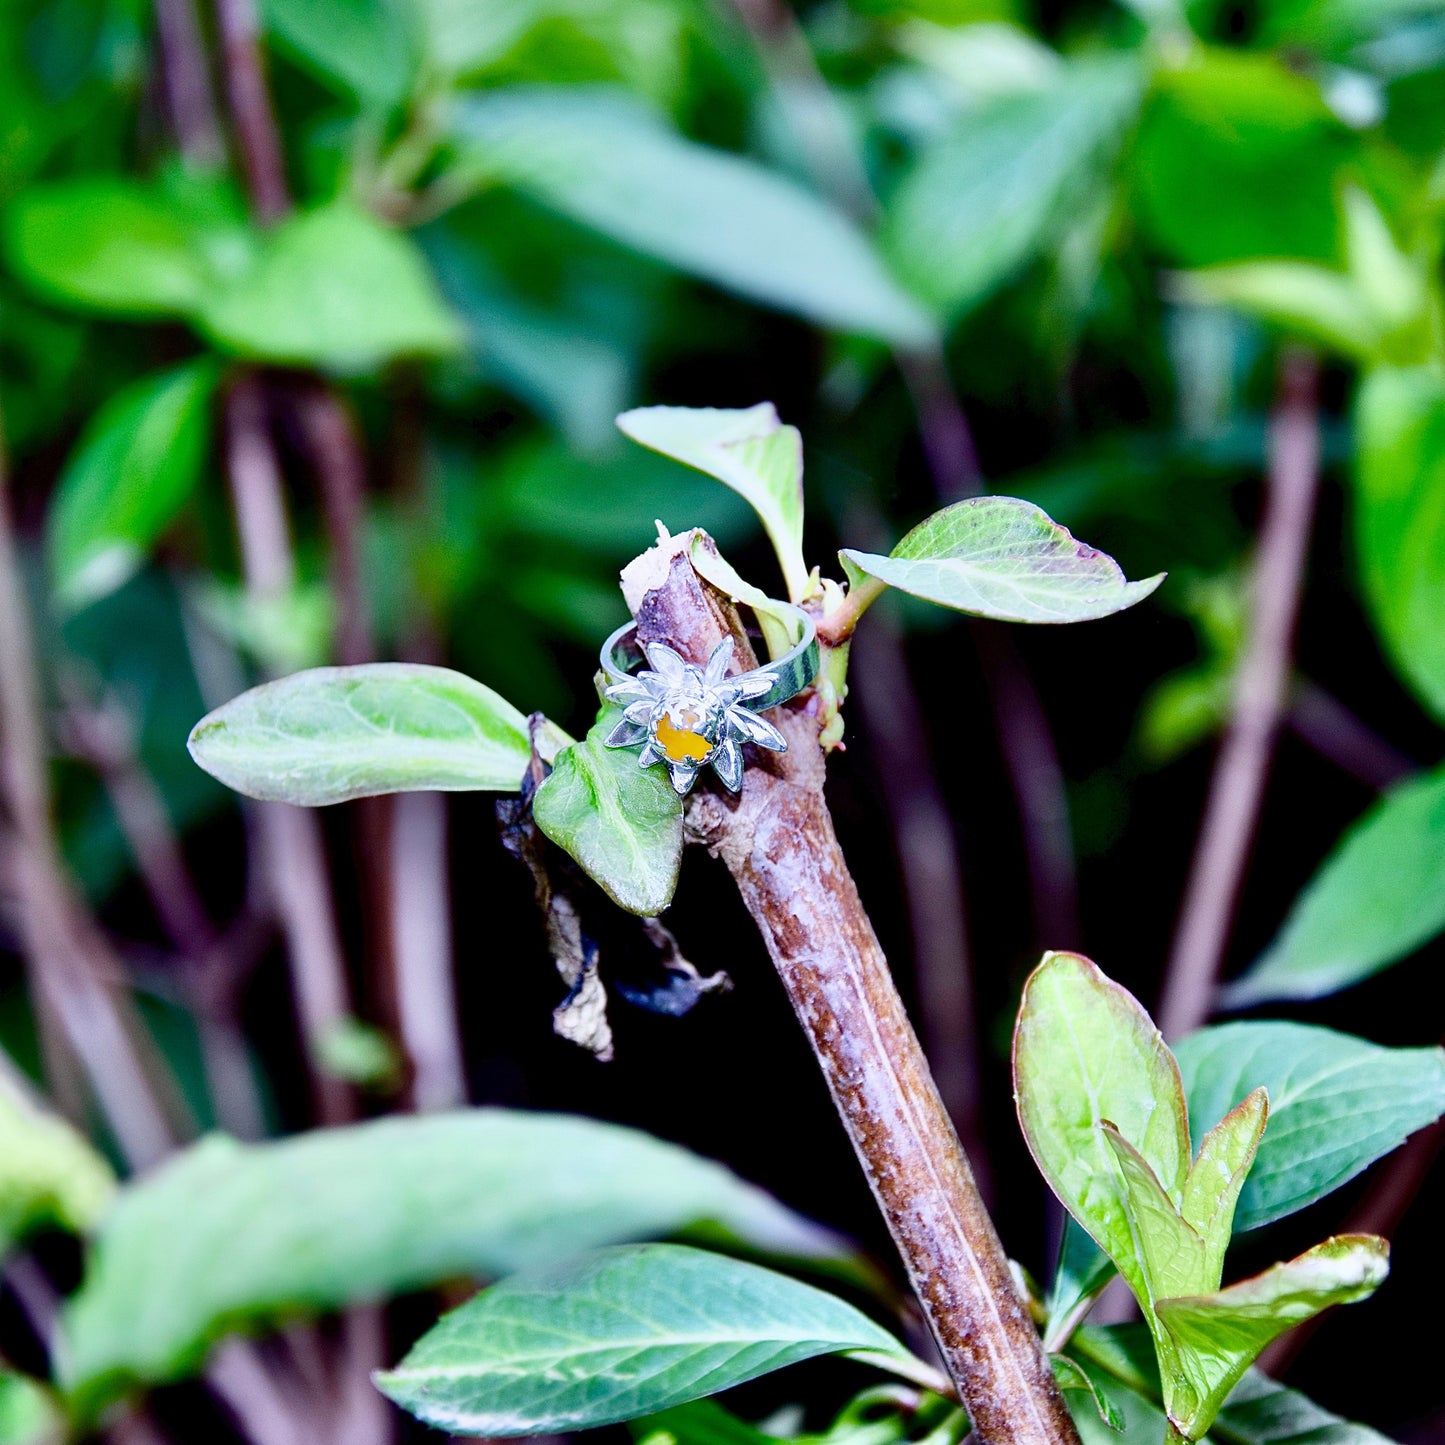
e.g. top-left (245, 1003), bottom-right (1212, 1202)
top-left (727, 707), bottom-right (787, 751)
top-left (713, 737), bottom-right (744, 792)
top-left (643, 643), bottom-right (689, 682)
top-left (704, 636), bottom-right (736, 686)
top-left (732, 672), bottom-right (778, 701)
top-left (622, 698), bottom-right (656, 723)
top-left (604, 717), bottom-right (650, 748)
top-left (666, 761), bottom-right (699, 795)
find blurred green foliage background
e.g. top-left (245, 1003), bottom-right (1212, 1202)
top-left (3, 0), bottom-right (1445, 1438)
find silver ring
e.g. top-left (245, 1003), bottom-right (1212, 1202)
top-left (598, 604), bottom-right (819, 795)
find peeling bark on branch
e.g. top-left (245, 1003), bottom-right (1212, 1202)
top-left (619, 535), bottom-right (1078, 1445)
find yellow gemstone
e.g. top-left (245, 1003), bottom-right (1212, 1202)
top-left (655, 714), bottom-right (712, 763)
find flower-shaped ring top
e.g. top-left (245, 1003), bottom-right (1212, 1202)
top-left (598, 604), bottom-right (819, 796)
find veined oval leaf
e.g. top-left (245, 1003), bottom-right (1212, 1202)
top-left (841, 497), bottom-right (1162, 624)
top-left (187, 663), bottom-right (531, 804)
top-left (199, 202), bottom-right (462, 373)
top-left (617, 406), bottom-right (808, 602)
top-left (448, 88), bottom-right (934, 347)
top-left (376, 1243), bottom-right (911, 1436)
top-left (532, 707), bottom-right (682, 916)
top-left (48, 361), bottom-right (218, 613)
top-left (62, 1112), bottom-right (846, 1413)
top-left (1225, 763), bottom-right (1445, 1006)
top-left (1353, 366), bottom-right (1445, 724)
top-left (1175, 1021), bottom-right (1445, 1232)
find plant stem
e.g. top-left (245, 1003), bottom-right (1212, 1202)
top-left (213, 0), bottom-right (289, 220)
top-left (621, 536), bottom-right (1080, 1445)
top-left (154, 0), bottom-right (225, 169)
top-left (224, 376), bottom-right (358, 1128)
top-left (849, 589), bottom-right (989, 1198)
top-left (1286, 680), bottom-right (1415, 790)
top-left (0, 400), bottom-right (176, 1169)
top-left (1158, 352), bottom-right (1320, 1041)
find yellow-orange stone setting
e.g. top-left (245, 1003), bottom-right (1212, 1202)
top-left (655, 713), bottom-right (713, 764)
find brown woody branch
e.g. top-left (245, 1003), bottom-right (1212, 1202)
top-left (619, 534), bottom-right (1078, 1445)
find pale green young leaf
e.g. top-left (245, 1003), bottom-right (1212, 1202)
top-left (200, 203), bottom-right (462, 372)
top-left (1, 1076), bottom-right (116, 1259)
top-left (1099, 1127), bottom-right (1210, 1303)
top-left (0, 1370), bottom-right (61, 1445)
top-left (1226, 763), bottom-right (1445, 1005)
top-left (841, 497), bottom-right (1162, 624)
top-left (1176, 263), bottom-right (1380, 361)
top-left (48, 361), bottom-right (218, 612)
top-left (688, 538), bottom-right (804, 663)
top-left (1071, 1323), bottom-right (1396, 1445)
top-left (376, 1243), bottom-right (911, 1436)
top-left (882, 56), bottom-right (1142, 317)
top-left (1354, 365), bottom-right (1445, 722)
top-left (618, 407), bottom-right (808, 602)
top-left (1154, 1235), bottom-right (1389, 1439)
top-left (3, 178), bottom-right (242, 318)
top-left (449, 89), bottom-right (934, 347)
top-left (1013, 953), bottom-right (1191, 1299)
top-left (532, 707), bottom-right (682, 916)
top-left (187, 663), bottom-right (531, 805)
top-left (63, 1113), bottom-right (844, 1412)
top-left (1178, 1088), bottom-right (1267, 1283)
top-left (1175, 1021), bottom-right (1445, 1231)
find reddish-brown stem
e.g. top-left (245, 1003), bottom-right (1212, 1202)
top-left (154, 0), bottom-right (225, 169)
top-left (213, 0), bottom-right (289, 220)
top-left (0, 403), bottom-right (177, 1168)
top-left (850, 592), bottom-right (989, 1197)
top-left (224, 378), bottom-right (358, 1129)
top-left (622, 537), bottom-right (1079, 1445)
top-left (1158, 352), bottom-right (1321, 1041)
top-left (1287, 679), bottom-right (1415, 791)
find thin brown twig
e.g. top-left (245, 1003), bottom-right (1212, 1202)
top-left (0, 400), bottom-right (177, 1169)
top-left (59, 692), bottom-right (269, 1139)
top-left (153, 0), bottom-right (225, 169)
top-left (623, 535), bottom-right (1080, 1445)
top-left (1286, 679), bottom-right (1416, 791)
top-left (213, 0), bottom-right (289, 220)
top-left (1158, 352), bottom-right (1321, 1041)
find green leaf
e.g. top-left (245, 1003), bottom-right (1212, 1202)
top-left (1051, 1354), bottom-right (1123, 1434)
top-left (881, 56), bottom-right (1142, 317)
top-left (532, 707), bottom-right (682, 916)
top-left (1353, 365), bottom-right (1445, 723)
top-left (62, 1112), bottom-right (845, 1412)
top-left (840, 497), bottom-right (1163, 624)
top-left (260, 0), bottom-right (416, 108)
top-left (1229, 763), bottom-right (1445, 1005)
top-left (48, 361), bottom-right (218, 612)
top-left (376, 1243), bottom-right (911, 1436)
top-left (1154, 1236), bottom-right (1388, 1438)
top-left (1, 1075), bottom-right (116, 1259)
top-left (618, 406), bottom-right (808, 603)
top-left (1175, 1021), bottom-right (1445, 1231)
top-left (199, 202), bottom-right (462, 372)
top-left (1177, 1089), bottom-right (1267, 1283)
top-left (1071, 1323), bottom-right (1396, 1445)
top-left (1176, 263), bottom-right (1380, 362)
top-left (3, 176), bottom-right (247, 318)
top-left (0, 1370), bottom-right (61, 1445)
top-left (1013, 951), bottom-right (1191, 1308)
top-left (1043, 1218), bottom-right (1115, 1352)
top-left (449, 88), bottom-right (934, 347)
top-left (1132, 51), bottom-right (1362, 268)
top-left (187, 663), bottom-right (531, 805)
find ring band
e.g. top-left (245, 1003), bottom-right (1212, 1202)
top-left (597, 602), bottom-right (820, 795)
